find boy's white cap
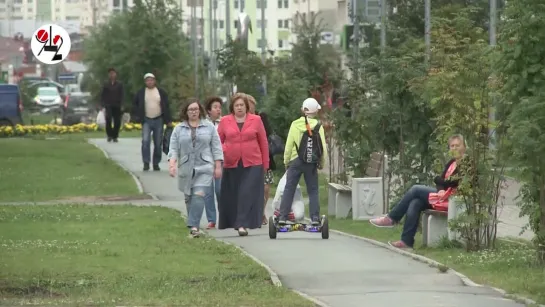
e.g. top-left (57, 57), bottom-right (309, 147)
top-left (301, 98), bottom-right (321, 114)
top-left (143, 73), bottom-right (155, 80)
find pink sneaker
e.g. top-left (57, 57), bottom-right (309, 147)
top-left (388, 240), bottom-right (410, 249)
top-left (369, 216), bottom-right (394, 228)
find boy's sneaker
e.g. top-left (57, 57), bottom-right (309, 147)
top-left (310, 217), bottom-right (320, 226)
top-left (278, 218), bottom-right (294, 225)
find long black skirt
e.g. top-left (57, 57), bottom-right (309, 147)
top-left (218, 163), bottom-right (264, 230)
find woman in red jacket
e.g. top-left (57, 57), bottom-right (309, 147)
top-left (217, 93), bottom-right (270, 236)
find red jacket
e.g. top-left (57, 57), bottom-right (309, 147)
top-left (218, 114), bottom-right (270, 169)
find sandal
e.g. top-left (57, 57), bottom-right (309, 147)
top-left (238, 227), bottom-right (248, 236)
top-left (262, 215), bottom-right (268, 225)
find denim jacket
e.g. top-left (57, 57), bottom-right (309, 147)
top-left (168, 120), bottom-right (223, 195)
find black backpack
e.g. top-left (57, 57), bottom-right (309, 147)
top-left (295, 119), bottom-right (323, 164)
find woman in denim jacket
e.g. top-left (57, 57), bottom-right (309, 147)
top-left (168, 99), bottom-right (224, 237)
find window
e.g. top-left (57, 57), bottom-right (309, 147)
top-left (219, 20), bottom-right (224, 28)
top-left (257, 19), bottom-right (267, 28)
top-left (213, 0), bottom-right (218, 9)
top-left (278, 19), bottom-right (289, 28)
top-left (277, 0), bottom-right (281, 8)
top-left (113, 0), bottom-right (120, 7)
top-left (283, 0), bottom-right (288, 8)
top-left (257, 39), bottom-right (267, 48)
top-left (234, 0), bottom-right (238, 8)
top-left (278, 39), bottom-right (283, 48)
top-left (234, 20), bottom-right (239, 28)
top-left (257, 0), bottom-right (266, 9)
top-left (277, 19), bottom-right (282, 28)
top-left (283, 19), bottom-right (289, 28)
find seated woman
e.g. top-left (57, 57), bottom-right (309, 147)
top-left (369, 134), bottom-right (466, 249)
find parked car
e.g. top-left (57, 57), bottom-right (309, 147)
top-left (62, 92), bottom-right (96, 125)
top-left (0, 84), bottom-right (24, 126)
top-left (34, 86), bottom-right (62, 108)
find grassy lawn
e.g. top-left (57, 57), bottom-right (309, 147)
top-left (0, 205), bottom-right (312, 307)
top-left (308, 173), bottom-right (545, 304)
top-left (0, 136), bottom-right (141, 202)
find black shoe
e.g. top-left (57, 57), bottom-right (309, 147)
top-left (107, 137), bottom-right (112, 142)
top-left (153, 164), bottom-right (160, 171)
top-left (113, 138), bottom-right (118, 143)
top-left (143, 163), bottom-right (150, 171)
top-left (310, 217), bottom-right (321, 226)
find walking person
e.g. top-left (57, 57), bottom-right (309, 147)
top-left (132, 73), bottom-right (172, 171)
top-left (100, 68), bottom-right (124, 142)
top-left (168, 99), bottom-right (224, 237)
top-left (217, 93), bottom-right (269, 236)
top-left (203, 96), bottom-right (223, 229)
top-left (277, 98), bottom-right (327, 225)
top-left (246, 94), bottom-right (275, 225)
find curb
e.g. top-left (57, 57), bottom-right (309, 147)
top-left (88, 140), bottom-right (158, 200)
top-left (327, 228), bottom-right (544, 307)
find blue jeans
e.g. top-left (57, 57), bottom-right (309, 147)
top-left (204, 176), bottom-right (221, 223)
top-left (141, 117), bottom-right (163, 165)
top-left (185, 186), bottom-right (211, 229)
top-left (388, 185), bottom-right (437, 247)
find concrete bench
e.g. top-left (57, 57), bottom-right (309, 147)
top-left (421, 197), bottom-right (464, 247)
top-left (328, 152), bottom-right (389, 219)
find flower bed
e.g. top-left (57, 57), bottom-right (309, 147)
top-left (0, 123), bottom-right (144, 137)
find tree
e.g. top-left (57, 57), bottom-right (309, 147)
top-left (496, 0), bottom-right (545, 262)
top-left (83, 0), bottom-right (194, 116)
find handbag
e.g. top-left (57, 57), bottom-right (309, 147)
top-left (428, 161), bottom-right (458, 211)
top-left (162, 126), bottom-right (173, 155)
top-left (268, 133), bottom-right (285, 156)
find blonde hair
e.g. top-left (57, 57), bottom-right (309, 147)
top-left (246, 94), bottom-right (256, 106)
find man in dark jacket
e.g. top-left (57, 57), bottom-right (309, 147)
top-left (132, 73), bottom-right (172, 171)
top-left (101, 68), bottom-right (124, 142)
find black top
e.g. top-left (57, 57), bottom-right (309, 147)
top-left (434, 158), bottom-right (460, 190)
top-left (256, 111), bottom-right (276, 171)
top-left (101, 80), bottom-right (124, 107)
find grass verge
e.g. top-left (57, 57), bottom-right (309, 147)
top-left (311, 173), bottom-right (545, 304)
top-left (0, 136), bottom-right (141, 202)
top-left (0, 204), bottom-right (313, 307)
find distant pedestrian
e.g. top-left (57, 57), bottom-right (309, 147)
top-left (217, 93), bottom-right (269, 236)
top-left (132, 73), bottom-right (172, 171)
top-left (246, 94), bottom-right (275, 225)
top-left (203, 96), bottom-right (223, 229)
top-left (168, 99), bottom-right (223, 238)
top-left (100, 68), bottom-right (124, 143)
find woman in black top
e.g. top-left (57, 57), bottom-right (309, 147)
top-left (247, 94), bottom-right (275, 225)
top-left (369, 134), bottom-right (466, 249)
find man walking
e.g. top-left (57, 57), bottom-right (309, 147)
top-left (133, 73), bottom-right (172, 171)
top-left (100, 68), bottom-right (124, 142)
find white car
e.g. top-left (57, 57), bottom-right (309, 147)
top-left (34, 87), bottom-right (62, 107)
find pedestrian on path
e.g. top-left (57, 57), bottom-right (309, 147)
top-left (246, 94), bottom-right (276, 225)
top-left (369, 134), bottom-right (467, 249)
top-left (277, 98), bottom-right (327, 226)
top-left (203, 96), bottom-right (223, 229)
top-left (100, 68), bottom-right (124, 143)
top-left (217, 93), bottom-right (269, 236)
top-left (132, 73), bottom-right (172, 171)
top-left (168, 99), bottom-right (224, 238)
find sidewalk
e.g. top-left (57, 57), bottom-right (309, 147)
top-left (89, 138), bottom-right (525, 307)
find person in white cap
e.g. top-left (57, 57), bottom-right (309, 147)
top-left (276, 97), bottom-right (327, 226)
top-left (132, 73), bottom-right (173, 171)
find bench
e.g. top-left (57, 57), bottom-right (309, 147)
top-left (327, 152), bottom-right (389, 219)
top-left (421, 197), bottom-right (464, 247)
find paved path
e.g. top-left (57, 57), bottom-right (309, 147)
top-left (88, 138), bottom-right (527, 307)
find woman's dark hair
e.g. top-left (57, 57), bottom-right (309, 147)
top-left (107, 68), bottom-right (116, 73)
top-left (205, 96), bottom-right (223, 111)
top-left (228, 93), bottom-right (250, 114)
top-left (179, 98), bottom-right (206, 121)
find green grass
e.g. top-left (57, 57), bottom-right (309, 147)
top-left (316, 174), bottom-right (545, 304)
top-left (0, 205), bottom-right (313, 306)
top-left (0, 137), bottom-right (141, 202)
